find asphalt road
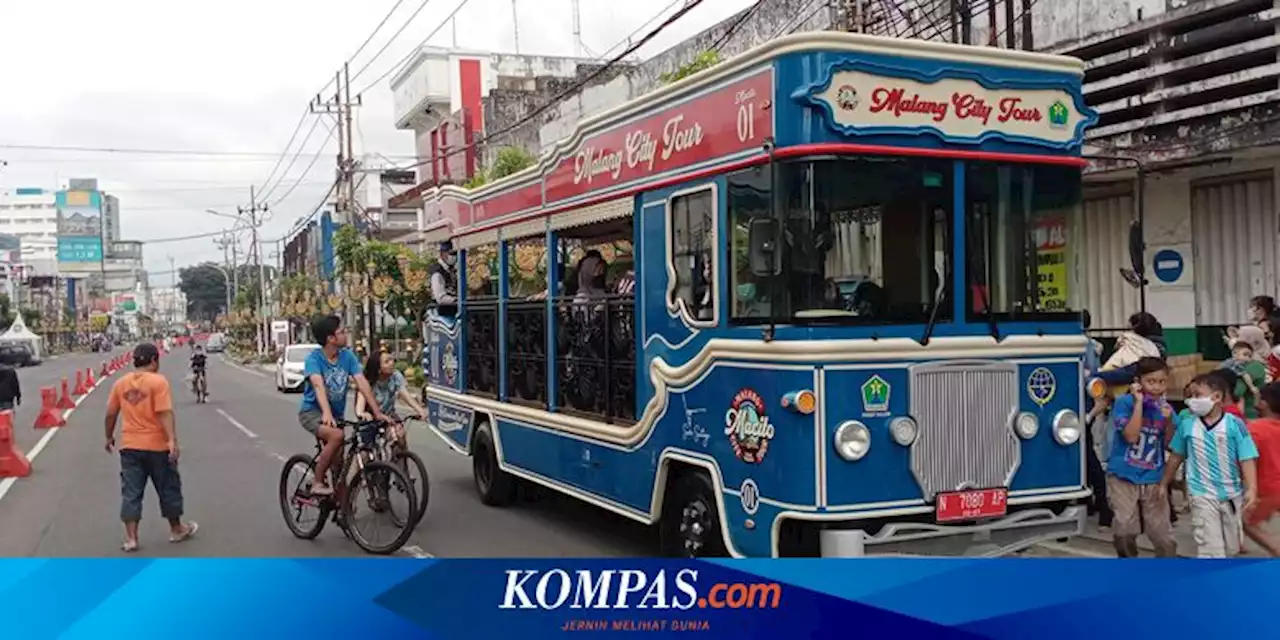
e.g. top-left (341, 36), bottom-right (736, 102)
top-left (0, 350), bottom-right (655, 558)
top-left (0, 349), bottom-right (1132, 558)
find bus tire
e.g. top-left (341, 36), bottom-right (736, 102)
top-left (660, 469), bottom-right (728, 558)
top-left (471, 421), bottom-right (516, 507)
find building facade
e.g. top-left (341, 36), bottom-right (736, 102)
top-left (0, 186), bottom-right (58, 273)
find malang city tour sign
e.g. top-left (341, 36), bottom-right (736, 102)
top-left (811, 69), bottom-right (1087, 146)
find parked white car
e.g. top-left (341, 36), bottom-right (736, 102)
top-left (276, 343), bottom-right (319, 393)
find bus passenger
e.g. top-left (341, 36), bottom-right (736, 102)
top-left (429, 241), bottom-right (458, 309)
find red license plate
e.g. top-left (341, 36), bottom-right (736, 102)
top-left (935, 488), bottom-right (1008, 522)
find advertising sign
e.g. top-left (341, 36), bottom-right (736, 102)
top-left (1034, 217), bottom-right (1069, 311)
top-left (107, 241), bottom-right (143, 260)
top-left (56, 189), bottom-right (104, 270)
top-left (806, 66), bottom-right (1092, 148)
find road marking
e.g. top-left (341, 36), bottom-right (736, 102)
top-left (219, 355), bottom-right (270, 379)
top-left (1033, 541), bottom-right (1111, 558)
top-left (270, 452), bottom-right (288, 463)
top-left (0, 371), bottom-right (113, 503)
top-left (215, 408), bottom-right (259, 439)
top-left (400, 544), bottom-right (433, 558)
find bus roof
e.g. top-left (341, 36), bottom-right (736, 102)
top-left (413, 32), bottom-right (1091, 248)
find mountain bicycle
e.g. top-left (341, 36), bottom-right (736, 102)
top-left (374, 413), bottom-right (430, 527)
top-left (192, 369), bottom-right (208, 403)
top-left (278, 418), bottom-right (419, 554)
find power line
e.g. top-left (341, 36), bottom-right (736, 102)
top-left (707, 0), bottom-right (764, 53)
top-left (349, 0), bottom-right (439, 86)
top-left (355, 0), bottom-right (477, 96)
top-left (396, 0), bottom-right (708, 172)
top-left (349, 0), bottom-right (411, 68)
top-left (269, 122), bottom-right (341, 208)
top-left (259, 116), bottom-right (330, 202)
top-left (593, 0), bottom-right (684, 61)
top-left (254, 110), bottom-right (316, 195)
top-left (0, 143), bottom-right (342, 158)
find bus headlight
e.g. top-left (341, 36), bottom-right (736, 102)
top-left (1053, 410), bottom-right (1082, 445)
top-left (889, 416), bottom-right (917, 446)
top-left (1014, 412), bottom-right (1039, 440)
top-left (834, 421), bottom-right (871, 461)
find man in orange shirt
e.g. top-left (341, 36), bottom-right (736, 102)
top-left (1245, 382), bottom-right (1280, 556)
top-left (105, 343), bottom-right (197, 552)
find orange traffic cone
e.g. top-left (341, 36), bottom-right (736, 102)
top-left (86, 367), bottom-right (96, 388)
top-left (57, 378), bottom-right (75, 410)
top-left (73, 371), bottom-right (87, 396)
top-left (34, 387), bottom-right (65, 429)
top-left (0, 411), bottom-right (30, 478)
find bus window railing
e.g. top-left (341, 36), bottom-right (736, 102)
top-left (506, 300), bottom-right (549, 409)
top-left (465, 298), bottom-right (499, 398)
top-left (553, 295), bottom-right (636, 425)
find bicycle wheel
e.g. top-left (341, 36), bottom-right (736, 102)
top-left (342, 460), bottom-right (417, 554)
top-left (391, 448), bottom-right (430, 526)
top-left (279, 454), bottom-right (328, 539)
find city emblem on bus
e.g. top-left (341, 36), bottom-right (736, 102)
top-left (442, 342), bottom-right (458, 384)
top-left (725, 389), bottom-right (775, 464)
top-left (1027, 367), bottom-right (1056, 406)
top-left (1048, 100), bottom-right (1070, 129)
top-left (836, 85), bottom-right (860, 111)
top-left (861, 375), bottom-right (891, 417)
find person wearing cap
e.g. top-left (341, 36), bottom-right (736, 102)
top-left (429, 240), bottom-right (459, 308)
top-left (105, 343), bottom-right (197, 552)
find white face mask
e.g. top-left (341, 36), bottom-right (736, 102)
top-left (443, 253), bottom-right (457, 266)
top-left (1186, 396), bottom-right (1216, 417)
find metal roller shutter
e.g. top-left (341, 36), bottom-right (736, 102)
top-left (1081, 186), bottom-right (1140, 332)
top-left (1190, 172), bottom-right (1277, 327)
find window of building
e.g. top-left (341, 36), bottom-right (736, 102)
top-left (668, 187), bottom-right (716, 325)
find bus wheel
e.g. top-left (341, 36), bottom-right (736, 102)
top-left (660, 470), bottom-right (728, 558)
top-left (471, 421), bottom-right (516, 507)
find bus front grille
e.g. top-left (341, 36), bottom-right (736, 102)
top-left (908, 361), bottom-right (1021, 501)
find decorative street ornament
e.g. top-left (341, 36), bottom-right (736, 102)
top-left (327, 294), bottom-right (342, 311)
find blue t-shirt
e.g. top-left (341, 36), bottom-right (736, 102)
top-left (1170, 412), bottom-right (1259, 501)
top-left (1107, 393), bottom-right (1172, 484)
top-left (300, 348), bottom-right (363, 417)
top-left (372, 370), bottom-right (405, 415)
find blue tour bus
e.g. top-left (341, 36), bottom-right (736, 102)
top-left (417, 32), bottom-right (1099, 557)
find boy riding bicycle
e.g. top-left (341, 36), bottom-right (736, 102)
top-left (298, 315), bottom-right (388, 496)
top-left (189, 345), bottom-right (207, 396)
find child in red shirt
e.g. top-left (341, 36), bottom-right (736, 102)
top-left (1245, 382), bottom-right (1280, 556)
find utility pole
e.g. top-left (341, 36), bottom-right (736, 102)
top-left (315, 64), bottom-right (371, 352)
top-left (213, 233), bottom-right (233, 318)
top-left (511, 0), bottom-right (521, 54)
top-left (168, 255), bottom-right (176, 327)
top-left (239, 186), bottom-right (269, 356)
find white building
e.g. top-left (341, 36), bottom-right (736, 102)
top-left (0, 187), bottom-right (58, 274)
top-left (149, 287), bottom-right (186, 328)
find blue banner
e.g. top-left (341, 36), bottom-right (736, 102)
top-left (0, 558), bottom-right (1271, 639)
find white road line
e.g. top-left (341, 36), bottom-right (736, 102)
top-left (400, 544), bottom-right (433, 558)
top-left (270, 452), bottom-right (288, 463)
top-left (215, 408), bottom-right (259, 439)
top-left (0, 374), bottom-right (112, 503)
top-left (219, 355), bottom-right (270, 378)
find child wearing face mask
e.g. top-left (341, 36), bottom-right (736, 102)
top-left (1163, 374), bottom-right (1260, 558)
top-left (1106, 357), bottom-right (1178, 557)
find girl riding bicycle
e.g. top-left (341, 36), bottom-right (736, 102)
top-left (355, 351), bottom-right (428, 444)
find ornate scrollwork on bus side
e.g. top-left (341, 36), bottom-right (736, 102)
top-left (506, 300), bottom-right (548, 408)
top-left (554, 295), bottom-right (636, 424)
top-left (465, 301), bottom-right (499, 398)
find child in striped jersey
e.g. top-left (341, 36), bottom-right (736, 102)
top-left (1162, 373), bottom-right (1260, 558)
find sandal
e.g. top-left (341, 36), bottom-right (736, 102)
top-left (170, 521), bottom-right (199, 543)
top-left (122, 539), bottom-right (138, 552)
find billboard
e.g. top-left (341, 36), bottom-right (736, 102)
top-left (107, 240), bottom-right (142, 260)
top-left (56, 189), bottom-right (103, 270)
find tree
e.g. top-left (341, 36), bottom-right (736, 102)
top-left (661, 50), bottom-right (721, 85)
top-left (463, 146), bottom-right (538, 189)
top-left (178, 263), bottom-right (229, 322)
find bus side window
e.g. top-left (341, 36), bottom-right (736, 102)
top-left (670, 188), bottom-right (717, 324)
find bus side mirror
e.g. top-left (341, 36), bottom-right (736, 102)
top-left (748, 218), bottom-right (782, 277)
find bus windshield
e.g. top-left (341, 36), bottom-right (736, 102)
top-left (729, 156), bottom-right (954, 324)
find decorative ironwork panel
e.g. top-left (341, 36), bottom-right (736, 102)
top-left (506, 301), bottom-right (548, 408)
top-left (554, 296), bottom-right (636, 423)
top-left (465, 301), bottom-right (499, 397)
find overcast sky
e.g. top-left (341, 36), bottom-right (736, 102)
top-left (0, 0), bottom-right (755, 282)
